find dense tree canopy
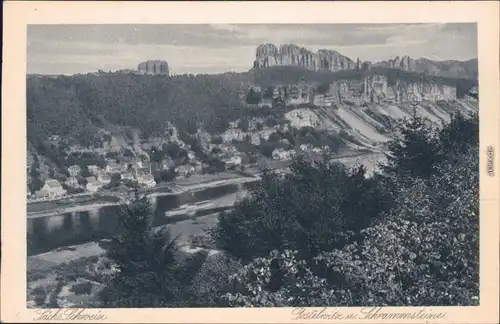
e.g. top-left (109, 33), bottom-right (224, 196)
top-left (212, 157), bottom-right (390, 262)
top-left (214, 112), bottom-right (479, 307)
top-left (27, 73), bottom-right (247, 145)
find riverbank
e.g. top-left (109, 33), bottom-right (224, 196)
top-left (28, 175), bottom-right (257, 218)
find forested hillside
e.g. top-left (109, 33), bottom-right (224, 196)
top-left (27, 73), bottom-right (247, 145)
top-left (27, 67), bottom-right (477, 148)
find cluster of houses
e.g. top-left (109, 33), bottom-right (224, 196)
top-left (32, 158), bottom-right (160, 199)
top-left (271, 144), bottom-right (328, 161)
top-left (31, 144), bottom-right (227, 199)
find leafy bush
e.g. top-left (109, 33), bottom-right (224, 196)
top-left (32, 285), bottom-right (48, 306)
top-left (218, 112), bottom-right (479, 307)
top-left (238, 119), bottom-right (250, 132)
top-left (189, 253), bottom-right (241, 307)
top-left (221, 213), bottom-right (478, 307)
top-left (70, 281), bottom-right (93, 295)
top-left (211, 136), bottom-right (223, 145)
top-left (212, 157), bottom-right (389, 261)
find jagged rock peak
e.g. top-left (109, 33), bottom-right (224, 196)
top-left (254, 43), bottom-right (356, 72)
top-left (256, 43), bottom-right (279, 57)
top-left (279, 44), bottom-right (313, 56)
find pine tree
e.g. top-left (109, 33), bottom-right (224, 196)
top-left (99, 189), bottom-right (199, 307)
top-left (383, 116), bottom-right (442, 179)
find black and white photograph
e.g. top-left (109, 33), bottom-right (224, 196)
top-left (22, 21), bottom-right (483, 311)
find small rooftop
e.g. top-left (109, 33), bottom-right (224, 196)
top-left (45, 179), bottom-right (61, 188)
top-left (139, 174), bottom-right (155, 181)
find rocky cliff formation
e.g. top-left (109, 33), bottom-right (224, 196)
top-left (253, 44), bottom-right (477, 79)
top-left (374, 56), bottom-right (477, 79)
top-left (324, 75), bottom-right (457, 104)
top-left (137, 60), bottom-right (169, 76)
top-left (254, 43), bottom-right (356, 72)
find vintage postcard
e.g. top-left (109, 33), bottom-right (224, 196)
top-left (2, 1), bottom-right (499, 323)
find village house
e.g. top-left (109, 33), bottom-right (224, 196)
top-left (121, 172), bottom-right (135, 181)
top-left (219, 143), bottom-right (239, 154)
top-left (87, 165), bottom-right (100, 175)
top-left (250, 85), bottom-right (262, 93)
top-left (225, 155), bottom-right (243, 168)
top-left (68, 165), bottom-right (81, 177)
top-left (175, 165), bottom-right (195, 178)
top-left (98, 174), bottom-right (111, 185)
top-left (140, 161), bottom-right (151, 174)
top-left (86, 177), bottom-right (102, 193)
top-left (65, 177), bottom-right (79, 188)
top-left (222, 129), bottom-right (245, 143)
top-left (272, 148), bottom-right (295, 161)
top-left (41, 179), bottom-right (66, 198)
top-left (187, 151), bottom-right (196, 161)
top-left (138, 174), bottom-right (156, 188)
top-left (250, 134), bottom-right (261, 146)
top-left (106, 162), bottom-right (124, 174)
top-left (258, 98), bottom-right (273, 109)
top-left (193, 164), bottom-right (203, 174)
top-left (323, 95), bottom-right (338, 107)
top-left (162, 157), bottom-right (175, 170)
top-left (150, 161), bottom-right (162, 173)
top-left (300, 144), bottom-right (314, 151)
top-left (313, 94), bottom-right (325, 106)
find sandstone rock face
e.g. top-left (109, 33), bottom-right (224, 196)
top-left (316, 75), bottom-right (457, 105)
top-left (254, 44), bottom-right (356, 72)
top-left (137, 60), bottom-right (169, 76)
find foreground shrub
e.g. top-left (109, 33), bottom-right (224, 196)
top-left (188, 252), bottom-right (241, 307)
top-left (220, 114), bottom-right (479, 307)
top-left (222, 216), bottom-right (478, 307)
top-left (70, 281), bottom-right (93, 295)
top-left (212, 158), bottom-right (389, 261)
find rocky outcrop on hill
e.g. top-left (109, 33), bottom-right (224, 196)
top-left (254, 43), bottom-right (356, 72)
top-left (253, 44), bottom-right (477, 79)
top-left (137, 60), bottom-right (169, 76)
top-left (324, 75), bottom-right (457, 104)
top-left (374, 55), bottom-right (416, 72)
top-left (374, 56), bottom-right (477, 79)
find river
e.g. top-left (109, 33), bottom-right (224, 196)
top-left (27, 180), bottom-right (257, 256)
top-left (27, 152), bottom-right (387, 256)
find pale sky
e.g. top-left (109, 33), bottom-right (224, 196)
top-left (27, 23), bottom-right (477, 75)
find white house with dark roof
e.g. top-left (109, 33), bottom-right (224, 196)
top-left (41, 179), bottom-right (66, 198)
top-left (88, 165), bottom-right (100, 175)
top-left (138, 174), bottom-right (156, 188)
top-left (187, 151), bottom-right (196, 161)
top-left (86, 176), bottom-right (102, 193)
top-left (98, 174), bottom-right (111, 185)
top-left (68, 165), bottom-right (81, 177)
top-left (175, 165), bottom-right (195, 177)
top-left (225, 155), bottom-right (243, 168)
top-left (121, 172), bottom-right (135, 181)
top-left (106, 162), bottom-right (124, 174)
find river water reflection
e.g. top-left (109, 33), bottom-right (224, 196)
top-left (27, 182), bottom-right (251, 256)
